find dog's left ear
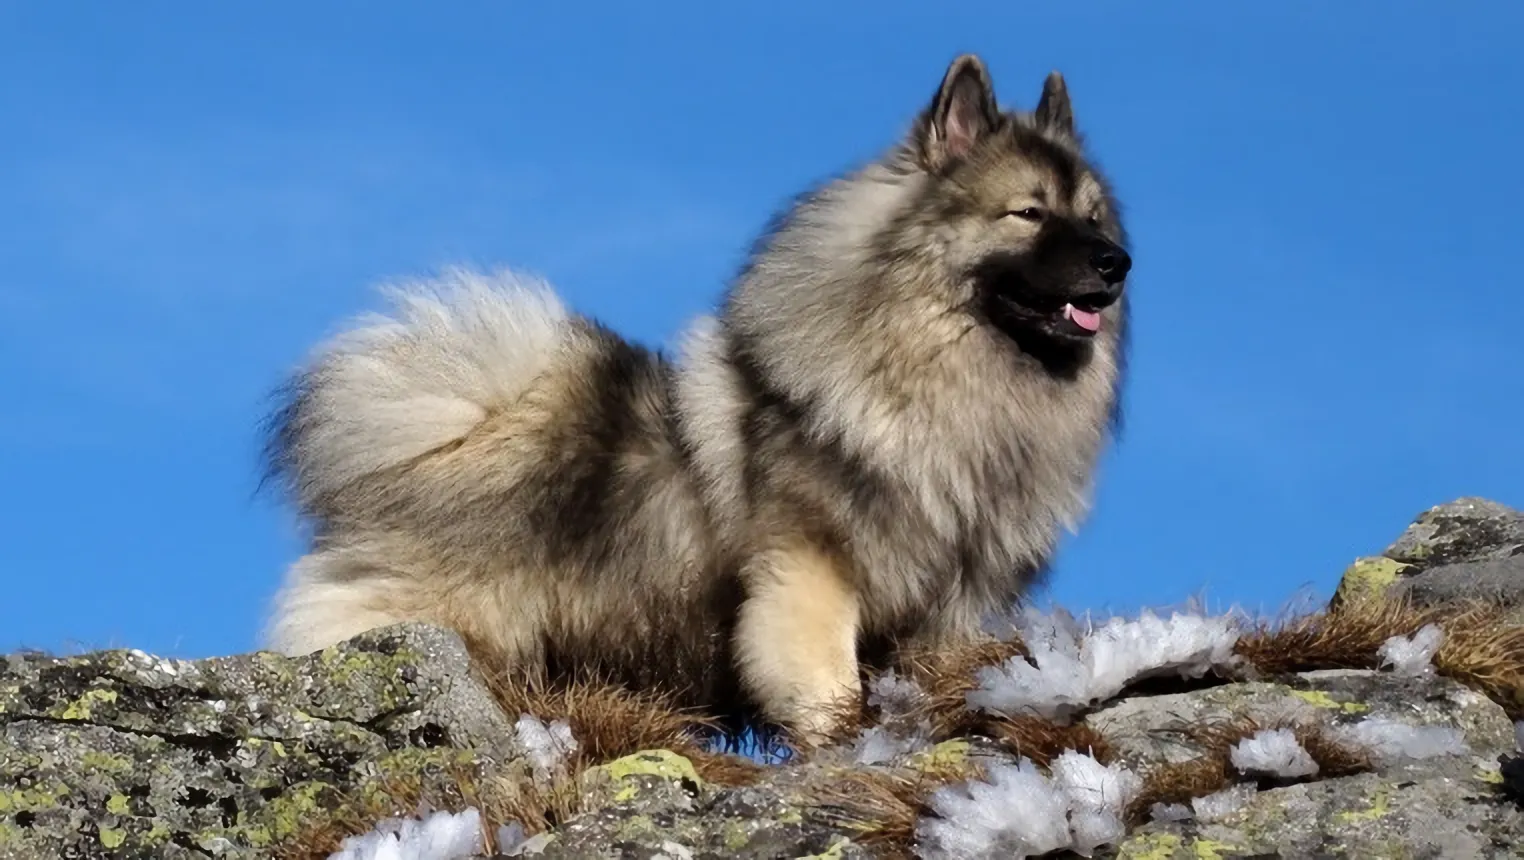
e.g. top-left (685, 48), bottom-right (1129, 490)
top-left (915, 54), bottom-right (999, 170)
top-left (1034, 71), bottom-right (1074, 136)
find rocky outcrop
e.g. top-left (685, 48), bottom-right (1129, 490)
top-left (3, 498), bottom-right (1522, 859)
top-left (0, 624), bottom-right (522, 858)
top-left (1335, 496), bottom-right (1524, 617)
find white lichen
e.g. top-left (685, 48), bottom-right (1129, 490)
top-left (1377, 623), bottom-right (1444, 676)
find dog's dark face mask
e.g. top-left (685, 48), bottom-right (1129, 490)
top-left (908, 54), bottom-right (1132, 371)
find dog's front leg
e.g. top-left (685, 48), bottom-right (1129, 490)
top-left (733, 542), bottom-right (862, 746)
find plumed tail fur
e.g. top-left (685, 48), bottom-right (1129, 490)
top-left (262, 268), bottom-right (572, 524)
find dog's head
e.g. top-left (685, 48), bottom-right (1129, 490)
top-left (898, 55), bottom-right (1130, 358)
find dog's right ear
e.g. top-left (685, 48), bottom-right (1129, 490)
top-left (914, 54), bottom-right (999, 171)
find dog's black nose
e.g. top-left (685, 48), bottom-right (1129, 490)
top-left (1089, 245), bottom-right (1131, 284)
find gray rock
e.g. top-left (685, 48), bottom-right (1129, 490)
top-left (1383, 498), bottom-right (1524, 610)
top-left (1330, 497), bottom-right (1524, 617)
top-left (1117, 768), bottom-right (1524, 859)
top-left (0, 623), bottom-right (522, 858)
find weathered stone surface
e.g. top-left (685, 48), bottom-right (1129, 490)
top-left (0, 623), bottom-right (521, 858)
top-left (1117, 767), bottom-right (1524, 859)
top-left (1378, 497), bottom-right (1524, 614)
top-left (1087, 668), bottom-right (1517, 770)
top-left (6, 498), bottom-right (1524, 859)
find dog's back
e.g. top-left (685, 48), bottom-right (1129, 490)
top-left (262, 268), bottom-right (733, 705)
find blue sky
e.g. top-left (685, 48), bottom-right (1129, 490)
top-left (2, 2), bottom-right (1520, 659)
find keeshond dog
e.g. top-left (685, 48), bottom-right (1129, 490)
top-left (261, 54), bottom-right (1131, 743)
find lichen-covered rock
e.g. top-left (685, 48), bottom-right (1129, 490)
top-left (1372, 497), bottom-right (1524, 614)
top-left (1086, 668), bottom-right (1516, 770)
top-left (1118, 768), bottom-right (1524, 859)
top-left (0, 623), bottom-right (521, 858)
top-left (521, 749), bottom-right (879, 859)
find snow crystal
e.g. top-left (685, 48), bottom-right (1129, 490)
top-left (1377, 623), bottom-right (1444, 676)
top-left (915, 753), bottom-right (1141, 859)
top-left (1329, 717), bottom-right (1469, 764)
top-left (868, 670), bottom-right (928, 720)
top-left (1049, 751), bottom-right (1144, 856)
top-left (327, 808), bottom-right (483, 860)
top-left (852, 724), bottom-right (930, 765)
top-left (1229, 728), bottom-right (1319, 779)
top-left (966, 608), bottom-right (1241, 722)
top-left (917, 759), bottom-right (1071, 859)
top-left (515, 714), bottom-right (578, 778)
top-left (1190, 783), bottom-right (1257, 823)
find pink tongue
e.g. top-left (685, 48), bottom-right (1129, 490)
top-left (1064, 304), bottom-right (1102, 332)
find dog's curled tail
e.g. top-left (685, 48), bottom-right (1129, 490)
top-left (262, 267), bottom-right (573, 522)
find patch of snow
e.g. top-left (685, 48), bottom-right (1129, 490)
top-left (1377, 623), bottom-right (1444, 676)
top-left (1329, 717), bottom-right (1469, 764)
top-left (1191, 784), bottom-right (1257, 823)
top-left (515, 715), bottom-right (578, 779)
top-left (327, 808), bottom-right (483, 860)
top-left (966, 607), bottom-right (1241, 722)
top-left (1229, 728), bottom-right (1319, 779)
top-left (852, 723), bottom-right (931, 765)
top-left (915, 752), bottom-right (1141, 859)
top-left (1049, 751), bottom-right (1144, 856)
top-left (868, 670), bottom-right (928, 720)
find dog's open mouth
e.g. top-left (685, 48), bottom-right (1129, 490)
top-left (990, 292), bottom-right (1109, 340)
top-left (1061, 302), bottom-right (1103, 334)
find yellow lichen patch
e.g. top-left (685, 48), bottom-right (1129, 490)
top-left (1290, 689), bottom-right (1370, 714)
top-left (906, 739), bottom-right (969, 773)
top-left (99, 828), bottom-right (127, 849)
top-left (58, 688), bottom-right (119, 720)
top-left (796, 836), bottom-right (852, 859)
top-left (1191, 839), bottom-right (1240, 859)
top-left (1474, 761), bottom-right (1505, 785)
top-left (1332, 557), bottom-right (1409, 605)
top-left (106, 794), bottom-right (131, 815)
top-left (1119, 832), bottom-right (1183, 859)
top-left (598, 749), bottom-right (703, 787)
top-left (1335, 786), bottom-right (1391, 824)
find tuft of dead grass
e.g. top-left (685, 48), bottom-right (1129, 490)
top-left (803, 757), bottom-right (985, 859)
top-left (892, 637), bottom-right (1029, 739)
top-left (1235, 595), bottom-right (1524, 718)
top-left (273, 757), bottom-right (532, 860)
top-left (984, 715), bottom-right (1116, 767)
top-left (1125, 714), bottom-right (1373, 824)
top-left (479, 668), bottom-right (765, 786)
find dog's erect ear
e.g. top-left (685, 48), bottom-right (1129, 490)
top-left (916, 54), bottom-right (999, 170)
top-left (1034, 71), bottom-right (1074, 136)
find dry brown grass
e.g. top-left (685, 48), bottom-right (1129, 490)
top-left (1124, 715), bottom-right (1373, 823)
top-left (479, 669), bottom-right (765, 786)
top-left (894, 637), bottom-right (1029, 738)
top-left (1235, 595), bottom-right (1524, 718)
top-left (983, 715), bottom-right (1115, 767)
top-left (272, 757), bottom-right (539, 860)
top-left (803, 756), bottom-right (986, 859)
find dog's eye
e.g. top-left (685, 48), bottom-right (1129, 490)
top-left (1086, 215), bottom-right (1103, 228)
top-left (1003, 208), bottom-right (1045, 223)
